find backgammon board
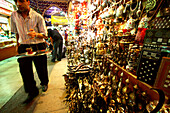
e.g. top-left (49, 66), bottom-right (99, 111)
top-left (143, 29), bottom-right (170, 46)
top-left (136, 49), bottom-right (162, 85)
top-left (137, 28), bottom-right (170, 86)
top-left (152, 16), bottom-right (170, 29)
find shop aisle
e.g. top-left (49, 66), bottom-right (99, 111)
top-left (0, 55), bottom-right (68, 113)
top-left (33, 58), bottom-right (68, 113)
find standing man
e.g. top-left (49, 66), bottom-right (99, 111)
top-left (64, 30), bottom-right (68, 46)
top-left (11, 0), bottom-right (49, 103)
top-left (48, 28), bottom-right (63, 62)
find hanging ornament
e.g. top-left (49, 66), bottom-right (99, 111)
top-left (145, 0), bottom-right (157, 11)
top-left (116, 0), bottom-right (125, 18)
top-left (130, 0), bottom-right (139, 16)
top-left (136, 0), bottom-right (142, 17)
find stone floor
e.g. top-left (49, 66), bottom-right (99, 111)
top-left (0, 54), bottom-right (68, 113)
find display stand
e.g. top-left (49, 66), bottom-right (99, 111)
top-left (0, 45), bottom-right (17, 61)
top-left (154, 57), bottom-right (170, 99)
top-left (108, 58), bottom-right (166, 102)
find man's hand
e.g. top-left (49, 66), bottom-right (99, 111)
top-left (27, 29), bottom-right (36, 39)
top-left (27, 29), bottom-right (46, 39)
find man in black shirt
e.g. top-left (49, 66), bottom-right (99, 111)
top-left (48, 29), bottom-right (63, 62)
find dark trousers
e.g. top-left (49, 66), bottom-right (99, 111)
top-left (52, 38), bottom-right (63, 61)
top-left (18, 43), bottom-right (49, 94)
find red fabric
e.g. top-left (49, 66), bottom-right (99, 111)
top-left (122, 29), bottom-right (127, 33)
top-left (135, 28), bottom-right (147, 45)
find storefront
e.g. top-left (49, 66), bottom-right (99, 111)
top-left (0, 0), bottom-right (17, 61)
top-left (64, 0), bottom-right (170, 112)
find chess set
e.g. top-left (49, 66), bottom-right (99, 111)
top-left (137, 28), bottom-right (170, 86)
top-left (136, 49), bottom-right (162, 85)
top-left (143, 29), bottom-right (170, 46)
top-left (152, 16), bottom-right (170, 29)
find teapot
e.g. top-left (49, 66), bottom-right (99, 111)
top-left (116, 4), bottom-right (125, 18)
top-left (125, 17), bottom-right (135, 30)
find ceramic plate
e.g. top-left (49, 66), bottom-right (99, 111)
top-left (25, 52), bottom-right (36, 56)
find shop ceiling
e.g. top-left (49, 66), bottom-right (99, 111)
top-left (29, 0), bottom-right (70, 15)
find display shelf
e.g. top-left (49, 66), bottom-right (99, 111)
top-left (0, 43), bottom-right (16, 49)
top-left (0, 38), bottom-right (17, 61)
top-left (108, 59), bottom-right (168, 103)
top-left (0, 45), bottom-right (17, 61)
top-left (66, 0), bottom-right (170, 112)
top-left (0, 38), bottom-right (16, 47)
top-left (154, 57), bottom-right (170, 99)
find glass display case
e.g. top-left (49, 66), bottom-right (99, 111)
top-left (0, 20), bottom-right (17, 61)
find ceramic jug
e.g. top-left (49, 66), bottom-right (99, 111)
top-left (125, 17), bottom-right (135, 30)
top-left (116, 4), bottom-right (125, 18)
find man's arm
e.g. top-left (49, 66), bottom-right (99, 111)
top-left (36, 33), bottom-right (47, 39)
top-left (37, 14), bottom-right (48, 39)
top-left (15, 33), bottom-right (20, 54)
top-left (16, 33), bottom-right (20, 46)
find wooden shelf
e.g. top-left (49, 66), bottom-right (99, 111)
top-left (0, 45), bottom-right (17, 61)
top-left (108, 59), bottom-right (168, 102)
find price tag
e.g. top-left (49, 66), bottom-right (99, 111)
top-left (157, 38), bottom-right (163, 42)
top-left (151, 52), bottom-right (156, 57)
top-left (168, 39), bottom-right (170, 43)
top-left (143, 51), bottom-right (148, 55)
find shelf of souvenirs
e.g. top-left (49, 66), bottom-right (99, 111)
top-left (86, 7), bottom-right (111, 20)
top-left (87, 0), bottom-right (170, 28)
top-left (107, 58), bottom-right (169, 103)
top-left (115, 34), bottom-right (136, 41)
top-left (86, 0), bottom-right (126, 19)
top-left (65, 52), bottom-right (169, 112)
top-left (0, 38), bottom-right (16, 49)
top-left (95, 36), bottom-right (135, 46)
top-left (65, 36), bottom-right (169, 110)
top-left (99, 52), bottom-right (168, 102)
top-left (86, 6), bottom-right (100, 18)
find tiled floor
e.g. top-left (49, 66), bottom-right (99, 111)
top-left (0, 56), bottom-right (22, 109)
top-left (0, 54), bottom-right (68, 113)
